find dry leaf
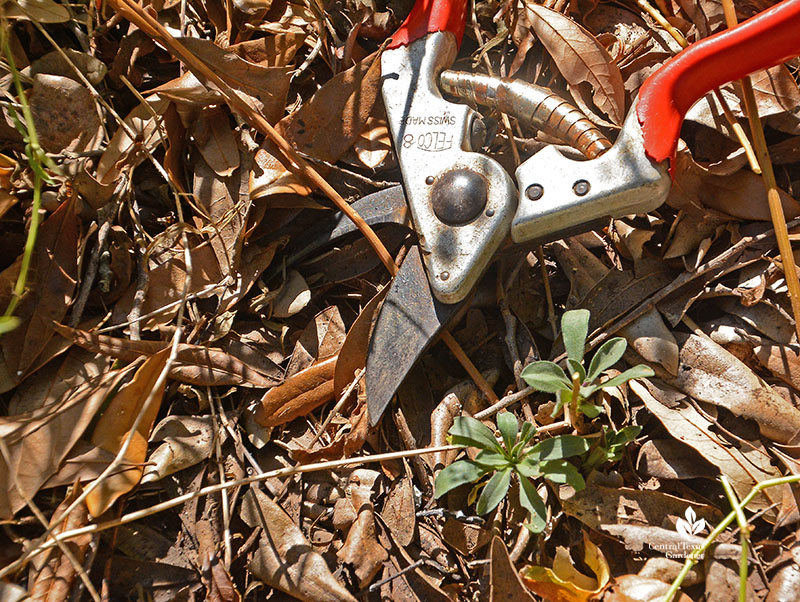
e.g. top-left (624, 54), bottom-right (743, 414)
top-left (664, 333), bottom-right (800, 444)
top-left (27, 486), bottom-right (94, 601)
top-left (490, 536), bottom-right (536, 602)
top-left (631, 379), bottom-right (781, 514)
top-left (255, 355), bottom-right (336, 426)
top-left (53, 324), bottom-right (281, 387)
top-left (86, 350), bottom-right (170, 516)
top-left (141, 416), bottom-right (224, 484)
top-left (95, 95), bottom-right (170, 184)
top-left (516, 3), bottom-right (625, 125)
top-left (272, 269), bottom-right (311, 318)
top-left (242, 486), bottom-right (358, 602)
top-left (1, 195), bottom-right (79, 379)
top-left (192, 108), bottom-right (241, 177)
top-left (521, 533), bottom-right (610, 602)
top-left (30, 74), bottom-right (101, 153)
top-left (0, 368), bottom-right (127, 519)
top-left (3, 0), bottom-right (70, 22)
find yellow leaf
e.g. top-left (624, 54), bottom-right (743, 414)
top-left (85, 349), bottom-right (170, 516)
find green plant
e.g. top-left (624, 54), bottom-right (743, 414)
top-left (520, 309), bottom-right (654, 418)
top-left (434, 413), bottom-right (589, 533)
top-left (582, 425), bottom-right (642, 471)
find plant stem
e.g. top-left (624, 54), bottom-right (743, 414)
top-left (720, 476), bottom-right (750, 602)
top-left (662, 474), bottom-right (800, 602)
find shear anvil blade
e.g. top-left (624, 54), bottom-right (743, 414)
top-left (284, 184), bottom-right (410, 265)
top-left (366, 245), bottom-right (464, 424)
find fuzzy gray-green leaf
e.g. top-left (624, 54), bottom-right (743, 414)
top-left (496, 412), bottom-right (518, 450)
top-left (448, 415), bottom-right (502, 452)
top-left (562, 309), bottom-right (590, 362)
top-left (434, 460), bottom-right (489, 498)
top-left (475, 467), bottom-right (512, 515)
top-left (587, 337), bottom-right (627, 381)
top-left (528, 434), bottom-right (590, 461)
top-left (520, 361), bottom-right (571, 393)
top-left (519, 476), bottom-right (547, 533)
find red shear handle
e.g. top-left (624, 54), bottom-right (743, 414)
top-left (636, 0), bottom-right (800, 165)
top-left (387, 0), bottom-right (469, 49)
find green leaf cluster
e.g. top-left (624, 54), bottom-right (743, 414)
top-left (520, 309), bottom-right (654, 418)
top-left (434, 414), bottom-right (589, 533)
top-left (583, 425), bottom-right (642, 471)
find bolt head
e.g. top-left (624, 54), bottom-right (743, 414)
top-left (525, 184), bottom-right (544, 201)
top-left (573, 179), bottom-right (590, 196)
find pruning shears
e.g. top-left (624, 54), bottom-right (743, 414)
top-left (308, 0), bottom-right (800, 425)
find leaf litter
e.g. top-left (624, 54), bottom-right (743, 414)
top-left (2, 0), bottom-right (800, 600)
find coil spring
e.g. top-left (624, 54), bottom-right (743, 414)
top-left (439, 70), bottom-right (612, 159)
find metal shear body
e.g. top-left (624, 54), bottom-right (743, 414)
top-left (364, 0), bottom-right (800, 423)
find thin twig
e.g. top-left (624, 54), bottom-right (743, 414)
top-left (0, 444), bottom-right (461, 576)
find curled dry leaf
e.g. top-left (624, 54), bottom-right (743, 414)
top-left (27, 486), bottom-right (94, 601)
top-left (382, 474), bottom-right (416, 547)
top-left (521, 533), bottom-right (610, 602)
top-left (53, 323), bottom-right (281, 387)
top-left (86, 349), bottom-right (170, 517)
top-left (241, 486), bottom-right (357, 602)
top-left (515, 3), bottom-right (625, 125)
top-left (254, 355), bottom-right (337, 427)
top-left (619, 307), bottom-right (679, 376)
top-left (192, 108), bottom-right (241, 177)
top-left (95, 95), bottom-right (170, 184)
top-left (604, 575), bottom-right (693, 602)
top-left (141, 415), bottom-right (225, 484)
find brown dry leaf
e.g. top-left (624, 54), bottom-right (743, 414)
top-left (288, 305), bottom-right (346, 375)
top-left (745, 65), bottom-right (800, 117)
top-left (0, 368), bottom-right (127, 518)
top-left (669, 147), bottom-right (800, 220)
top-left (521, 533), bottom-right (610, 602)
top-left (601, 524), bottom-right (740, 560)
top-left (337, 489), bottom-right (387, 585)
top-left (489, 536), bottom-right (535, 602)
top-left (281, 51), bottom-right (383, 164)
top-left (3, 0), bottom-right (70, 22)
top-left (201, 550), bottom-right (241, 602)
top-left (349, 114), bottom-right (392, 169)
top-left (86, 349), bottom-right (170, 517)
top-left (1, 195), bottom-right (79, 379)
top-left (631, 379), bottom-right (781, 514)
top-left (382, 473), bottom-right (416, 547)
top-left (192, 108), bottom-right (241, 177)
top-left (254, 355), bottom-right (336, 427)
top-left (562, 475), bottom-right (722, 529)
top-left (333, 286), bottom-right (388, 397)
top-left (26, 48), bottom-right (107, 85)
top-left (95, 95), bottom-right (170, 184)
top-left (619, 307), bottom-right (679, 376)
top-left (515, 3), bottom-right (625, 125)
top-left (636, 439), bottom-right (718, 480)
top-left (241, 486), bottom-right (358, 602)
top-left (169, 37), bottom-right (292, 124)
top-left (766, 563), bottom-right (800, 602)
top-left (228, 33), bottom-right (307, 67)
top-left (192, 155), bottom-right (249, 274)
top-left (30, 74), bottom-right (101, 154)
top-left (110, 236), bottom-right (223, 331)
top-left (53, 324), bottom-right (281, 387)
top-left (27, 486), bottom-right (95, 601)
top-left (663, 333), bottom-right (800, 444)
top-left (603, 575), bottom-right (693, 602)
top-left (141, 415), bottom-right (221, 484)
top-left (753, 342), bottom-right (800, 390)
top-left (0, 153), bottom-right (18, 221)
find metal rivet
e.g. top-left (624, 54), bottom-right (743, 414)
top-left (440, 271), bottom-right (450, 281)
top-left (525, 184), bottom-right (544, 201)
top-left (430, 168), bottom-right (488, 225)
top-left (425, 175), bottom-right (435, 185)
top-left (573, 180), bottom-right (590, 196)
top-left (485, 208), bottom-right (495, 217)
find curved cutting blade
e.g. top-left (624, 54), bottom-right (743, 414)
top-left (366, 245), bottom-right (466, 425)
